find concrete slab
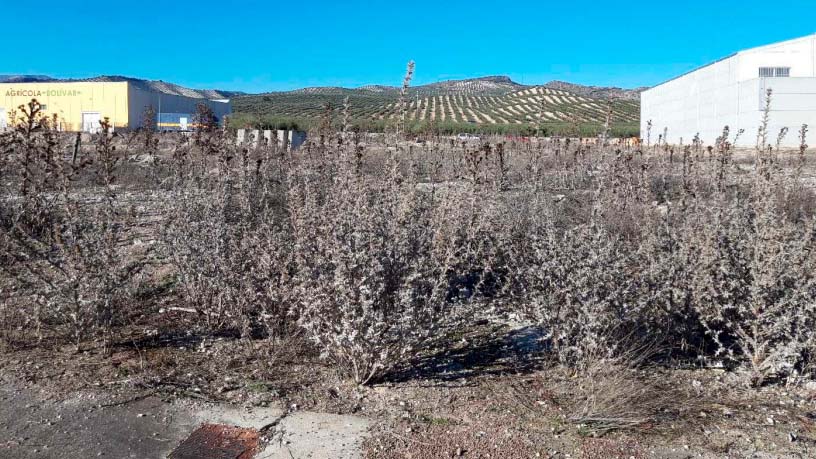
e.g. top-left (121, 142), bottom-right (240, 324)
top-left (0, 381), bottom-right (370, 459)
top-left (192, 405), bottom-right (285, 431)
top-left (260, 412), bottom-right (370, 459)
top-left (0, 384), bottom-right (194, 458)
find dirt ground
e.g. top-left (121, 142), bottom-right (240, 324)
top-left (2, 316), bottom-right (816, 458)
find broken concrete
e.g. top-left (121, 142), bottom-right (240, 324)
top-left (259, 412), bottom-right (370, 459)
top-left (0, 381), bottom-right (370, 458)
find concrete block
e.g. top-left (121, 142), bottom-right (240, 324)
top-left (288, 131), bottom-right (307, 150)
top-left (277, 130), bottom-right (289, 150)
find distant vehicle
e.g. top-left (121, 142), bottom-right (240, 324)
top-left (457, 133), bottom-right (480, 141)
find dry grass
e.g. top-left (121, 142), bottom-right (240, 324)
top-left (564, 347), bottom-right (687, 436)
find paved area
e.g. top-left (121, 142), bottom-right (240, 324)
top-left (0, 382), bottom-right (370, 458)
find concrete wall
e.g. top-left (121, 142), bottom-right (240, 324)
top-left (641, 34), bottom-right (816, 147)
top-left (128, 85), bottom-right (231, 130)
top-left (236, 129), bottom-right (306, 150)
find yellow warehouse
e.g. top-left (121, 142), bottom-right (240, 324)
top-left (0, 80), bottom-right (231, 132)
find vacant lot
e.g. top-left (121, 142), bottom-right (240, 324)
top-left (2, 103), bottom-right (816, 458)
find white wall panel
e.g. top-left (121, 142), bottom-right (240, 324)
top-left (642, 35), bottom-right (816, 147)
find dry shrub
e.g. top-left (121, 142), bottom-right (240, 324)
top-left (564, 342), bottom-right (685, 436)
top-left (684, 157), bottom-right (816, 384)
top-left (1, 103), bottom-right (141, 349)
top-left (515, 137), bottom-right (816, 385)
top-left (288, 150), bottom-right (464, 384)
top-left (162, 122), bottom-right (295, 339)
top-left (518, 223), bottom-right (637, 363)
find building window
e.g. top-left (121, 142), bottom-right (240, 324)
top-left (759, 67), bottom-right (791, 78)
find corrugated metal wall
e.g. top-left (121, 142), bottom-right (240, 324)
top-left (128, 85), bottom-right (231, 130)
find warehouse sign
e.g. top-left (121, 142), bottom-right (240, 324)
top-left (4, 88), bottom-right (82, 97)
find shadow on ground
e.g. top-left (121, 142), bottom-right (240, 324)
top-left (383, 325), bottom-right (548, 384)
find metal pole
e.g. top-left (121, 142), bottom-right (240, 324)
top-left (158, 94), bottom-right (162, 132)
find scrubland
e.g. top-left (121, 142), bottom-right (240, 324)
top-left (2, 98), bottom-right (816, 458)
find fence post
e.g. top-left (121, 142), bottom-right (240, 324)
top-left (72, 132), bottom-right (81, 165)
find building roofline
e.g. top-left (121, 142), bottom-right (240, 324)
top-left (644, 33), bottom-right (816, 93)
top-left (646, 53), bottom-right (737, 91)
top-left (741, 32), bottom-right (816, 54)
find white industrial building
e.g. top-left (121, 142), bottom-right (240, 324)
top-left (641, 34), bottom-right (816, 147)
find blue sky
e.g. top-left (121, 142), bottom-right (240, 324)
top-left (2, 0), bottom-right (814, 93)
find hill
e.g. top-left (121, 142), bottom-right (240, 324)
top-left (81, 76), bottom-right (243, 100)
top-left (288, 76), bottom-right (522, 97)
top-left (543, 81), bottom-right (646, 101)
top-left (233, 76), bottom-right (641, 132)
top-left (411, 75), bottom-right (523, 95)
top-left (0, 74), bottom-right (54, 83)
top-left (0, 74), bottom-right (241, 100)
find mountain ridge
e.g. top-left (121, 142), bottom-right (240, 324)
top-left (261, 75), bottom-right (646, 100)
top-left (543, 80), bottom-right (646, 101)
top-left (0, 74), bottom-right (243, 100)
top-left (1, 74), bottom-right (647, 101)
